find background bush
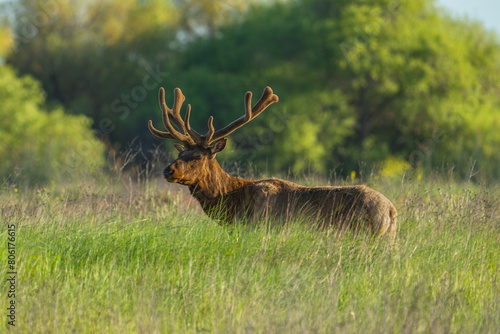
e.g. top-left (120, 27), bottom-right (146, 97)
top-left (0, 65), bottom-right (105, 184)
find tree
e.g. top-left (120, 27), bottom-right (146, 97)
top-left (176, 0), bottom-right (500, 177)
top-left (4, 0), bottom-right (500, 178)
top-left (4, 0), bottom-right (180, 148)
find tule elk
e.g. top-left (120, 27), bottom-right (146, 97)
top-left (149, 87), bottom-right (397, 238)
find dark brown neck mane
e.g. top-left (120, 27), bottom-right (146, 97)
top-left (188, 159), bottom-right (251, 204)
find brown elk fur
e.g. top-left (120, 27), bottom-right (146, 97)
top-left (149, 87), bottom-right (397, 239)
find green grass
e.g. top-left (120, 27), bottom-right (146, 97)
top-left (1, 175), bottom-right (499, 333)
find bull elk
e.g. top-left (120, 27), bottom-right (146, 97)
top-left (149, 87), bottom-right (397, 238)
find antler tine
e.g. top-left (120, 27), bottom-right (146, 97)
top-left (184, 103), bottom-right (216, 147)
top-left (148, 120), bottom-right (177, 140)
top-left (170, 88), bottom-right (188, 134)
top-left (202, 117), bottom-right (215, 146)
top-left (184, 103), bottom-right (203, 143)
top-left (248, 86), bottom-right (279, 119)
top-left (159, 88), bottom-right (189, 141)
top-left (207, 86), bottom-right (279, 145)
top-left (149, 88), bottom-right (196, 145)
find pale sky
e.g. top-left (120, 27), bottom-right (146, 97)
top-left (438, 0), bottom-right (500, 34)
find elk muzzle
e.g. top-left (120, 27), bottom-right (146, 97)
top-left (163, 160), bottom-right (190, 184)
top-left (163, 165), bottom-right (175, 180)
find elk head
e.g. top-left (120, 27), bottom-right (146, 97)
top-left (148, 87), bottom-right (279, 186)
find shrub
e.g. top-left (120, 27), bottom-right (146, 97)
top-left (0, 65), bottom-right (105, 184)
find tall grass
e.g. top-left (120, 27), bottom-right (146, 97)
top-left (1, 172), bottom-right (499, 333)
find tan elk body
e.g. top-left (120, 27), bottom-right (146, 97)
top-left (149, 87), bottom-right (397, 238)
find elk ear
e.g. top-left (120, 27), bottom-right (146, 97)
top-left (174, 143), bottom-right (186, 152)
top-left (210, 138), bottom-right (227, 155)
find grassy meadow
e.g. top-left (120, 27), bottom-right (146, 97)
top-left (1, 172), bottom-right (499, 333)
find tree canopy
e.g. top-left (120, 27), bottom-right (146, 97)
top-left (175, 0), bottom-right (500, 176)
top-left (2, 0), bottom-right (499, 180)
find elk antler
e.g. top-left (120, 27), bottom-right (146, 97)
top-left (149, 87), bottom-right (279, 148)
top-left (202, 86), bottom-right (279, 146)
top-left (148, 88), bottom-right (198, 146)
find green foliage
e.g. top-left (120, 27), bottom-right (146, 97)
top-left (3, 0), bottom-right (500, 179)
top-left (5, 0), bottom-right (180, 146)
top-left (0, 65), bottom-right (105, 184)
top-left (265, 90), bottom-right (355, 173)
top-left (177, 0), bottom-right (500, 177)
